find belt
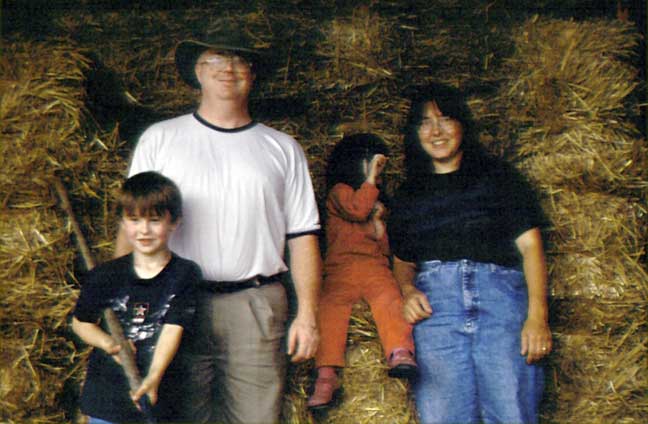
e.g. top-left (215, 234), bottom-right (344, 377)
top-left (199, 273), bottom-right (282, 294)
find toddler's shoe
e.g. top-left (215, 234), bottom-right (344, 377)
top-left (307, 375), bottom-right (343, 411)
top-left (387, 348), bottom-right (418, 379)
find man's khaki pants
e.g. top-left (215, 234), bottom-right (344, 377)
top-left (181, 282), bottom-right (288, 423)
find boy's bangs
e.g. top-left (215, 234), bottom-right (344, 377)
top-left (120, 192), bottom-right (168, 218)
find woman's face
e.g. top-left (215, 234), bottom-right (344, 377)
top-left (417, 101), bottom-right (463, 172)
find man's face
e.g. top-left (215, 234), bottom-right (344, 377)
top-left (194, 49), bottom-right (255, 100)
top-left (417, 101), bottom-right (463, 169)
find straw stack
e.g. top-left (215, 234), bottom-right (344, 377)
top-left (3, 3), bottom-right (646, 423)
top-left (0, 39), bottom-right (126, 422)
top-left (497, 16), bottom-right (648, 422)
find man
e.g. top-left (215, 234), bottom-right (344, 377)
top-left (115, 21), bottom-right (322, 423)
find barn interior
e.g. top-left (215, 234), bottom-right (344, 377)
top-left (1, 1), bottom-right (647, 423)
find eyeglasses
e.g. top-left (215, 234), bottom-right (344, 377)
top-left (198, 54), bottom-right (251, 72)
top-left (418, 117), bottom-right (457, 132)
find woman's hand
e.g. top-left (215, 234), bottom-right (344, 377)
top-left (394, 256), bottom-right (432, 324)
top-left (402, 286), bottom-right (433, 324)
top-left (521, 317), bottom-right (552, 363)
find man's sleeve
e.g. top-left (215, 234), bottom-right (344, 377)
top-left (283, 142), bottom-right (320, 236)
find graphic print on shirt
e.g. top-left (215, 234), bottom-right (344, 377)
top-left (132, 302), bottom-right (150, 324)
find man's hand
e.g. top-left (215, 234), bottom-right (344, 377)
top-left (287, 234), bottom-right (322, 363)
top-left (286, 315), bottom-right (320, 363)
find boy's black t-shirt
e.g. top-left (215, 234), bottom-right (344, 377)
top-left (388, 152), bottom-right (547, 268)
top-left (73, 253), bottom-right (201, 423)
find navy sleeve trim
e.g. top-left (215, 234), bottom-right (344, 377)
top-left (193, 112), bottom-right (257, 133)
top-left (286, 229), bottom-right (321, 240)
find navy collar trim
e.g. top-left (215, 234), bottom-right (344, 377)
top-left (193, 112), bottom-right (257, 133)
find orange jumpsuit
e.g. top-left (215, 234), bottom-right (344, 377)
top-left (315, 182), bottom-right (414, 368)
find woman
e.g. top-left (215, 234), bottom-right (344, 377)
top-left (388, 83), bottom-right (552, 423)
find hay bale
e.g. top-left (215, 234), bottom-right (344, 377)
top-left (550, 297), bottom-right (646, 336)
top-left (0, 209), bottom-right (77, 328)
top-left (3, 6), bottom-right (643, 424)
top-left (549, 252), bottom-right (648, 300)
top-left (282, 302), bottom-right (415, 424)
top-left (55, 10), bottom-right (197, 113)
top-left (0, 37), bottom-right (128, 423)
top-left (539, 191), bottom-right (647, 300)
top-left (0, 341), bottom-right (40, 419)
top-left (0, 208), bottom-right (84, 422)
top-left (495, 16), bottom-right (648, 424)
top-left (519, 146), bottom-right (648, 193)
top-left (501, 17), bottom-right (640, 138)
top-left (0, 39), bottom-right (91, 207)
top-left (0, 326), bottom-right (82, 423)
top-left (542, 191), bottom-right (646, 258)
top-left (545, 331), bottom-right (648, 423)
top-left (312, 6), bottom-right (399, 89)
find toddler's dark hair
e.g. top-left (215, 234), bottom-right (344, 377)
top-left (326, 133), bottom-right (389, 191)
top-left (118, 171), bottom-right (182, 223)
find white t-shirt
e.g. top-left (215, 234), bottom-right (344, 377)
top-left (129, 113), bottom-right (320, 281)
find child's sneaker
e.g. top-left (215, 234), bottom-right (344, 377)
top-left (307, 375), bottom-right (343, 411)
top-left (387, 348), bottom-right (418, 379)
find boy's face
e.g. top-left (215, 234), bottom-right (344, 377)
top-left (121, 210), bottom-right (177, 257)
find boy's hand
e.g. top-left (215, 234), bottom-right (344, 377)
top-left (131, 374), bottom-right (161, 407)
top-left (100, 335), bottom-right (121, 357)
top-left (366, 154), bottom-right (388, 184)
top-left (102, 337), bottom-right (137, 366)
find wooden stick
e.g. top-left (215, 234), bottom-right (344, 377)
top-left (103, 308), bottom-right (155, 423)
top-left (54, 175), bottom-right (156, 423)
top-left (53, 177), bottom-right (96, 270)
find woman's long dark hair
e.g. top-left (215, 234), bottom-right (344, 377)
top-left (325, 133), bottom-right (390, 192)
top-left (402, 83), bottom-right (483, 181)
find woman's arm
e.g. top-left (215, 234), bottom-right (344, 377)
top-left (515, 227), bottom-right (552, 363)
top-left (393, 255), bottom-right (433, 324)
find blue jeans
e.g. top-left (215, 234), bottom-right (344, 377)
top-left (88, 418), bottom-right (114, 424)
top-left (413, 260), bottom-right (544, 424)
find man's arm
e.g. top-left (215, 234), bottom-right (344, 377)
top-left (286, 234), bottom-right (321, 362)
top-left (393, 255), bottom-right (432, 324)
top-left (114, 224), bottom-right (133, 258)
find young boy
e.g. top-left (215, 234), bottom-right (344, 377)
top-left (72, 171), bottom-right (201, 423)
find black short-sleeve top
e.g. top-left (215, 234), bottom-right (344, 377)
top-left (388, 152), bottom-right (546, 268)
top-left (73, 253), bottom-right (201, 422)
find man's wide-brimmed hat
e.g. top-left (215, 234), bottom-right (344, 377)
top-left (175, 21), bottom-right (270, 89)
